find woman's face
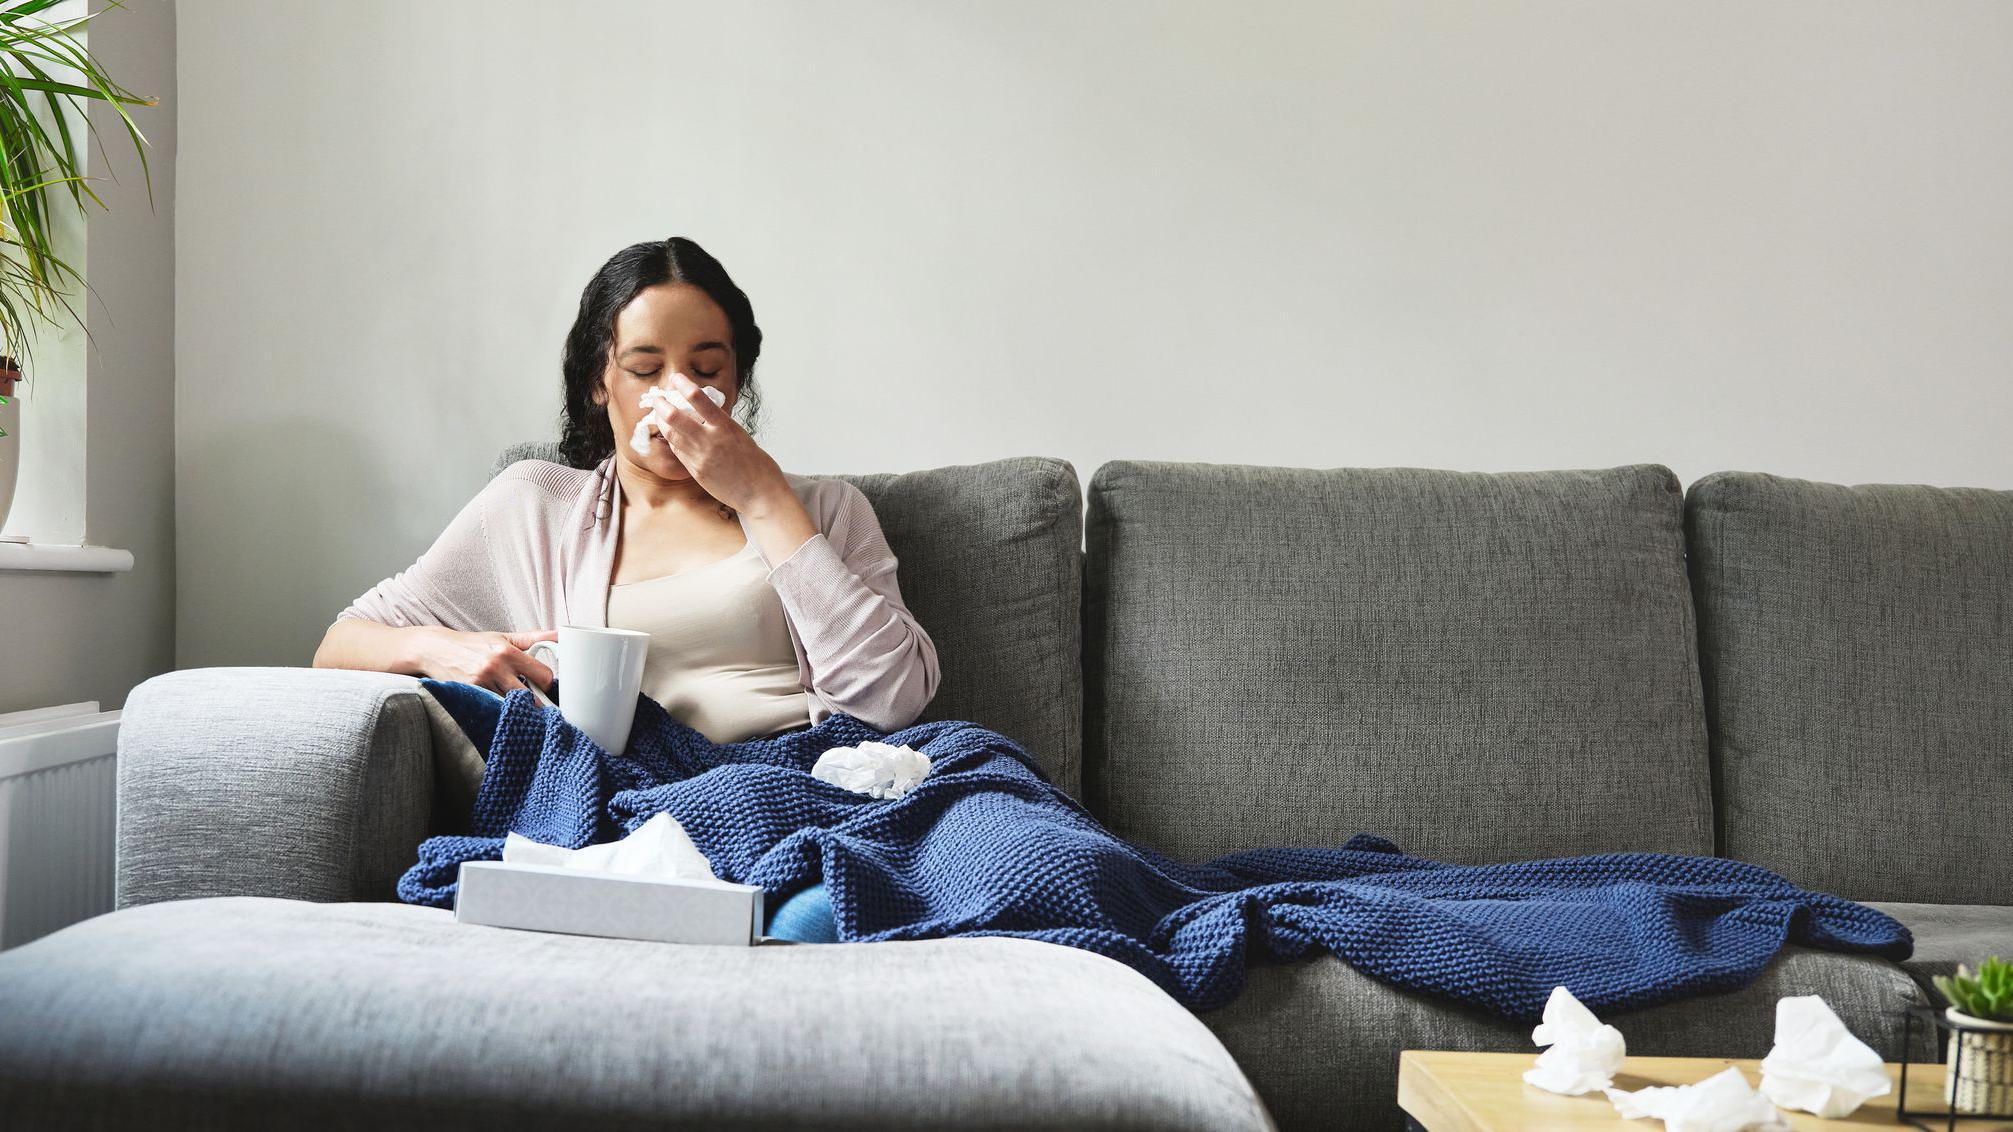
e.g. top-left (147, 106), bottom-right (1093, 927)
top-left (599, 282), bottom-right (739, 483)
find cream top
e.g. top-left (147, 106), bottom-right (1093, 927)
top-left (604, 537), bottom-right (816, 745)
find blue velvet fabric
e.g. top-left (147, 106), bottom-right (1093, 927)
top-left (404, 680), bottom-right (1912, 1019)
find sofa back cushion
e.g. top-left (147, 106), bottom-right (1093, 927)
top-left (492, 444), bottom-right (1085, 796)
top-left (1685, 471), bottom-right (2013, 904)
top-left (491, 440), bottom-right (564, 479)
top-left (838, 458), bottom-right (1085, 795)
top-left (1082, 461), bottom-right (1713, 864)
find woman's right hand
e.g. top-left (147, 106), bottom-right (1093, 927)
top-left (412, 627), bottom-right (558, 697)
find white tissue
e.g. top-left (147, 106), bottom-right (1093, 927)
top-left (501, 811), bottom-right (719, 880)
top-left (811, 741), bottom-right (931, 800)
top-left (1523, 985), bottom-right (1628, 1095)
top-left (1606, 1066), bottom-right (1790, 1132)
top-left (628, 383), bottom-right (727, 456)
top-left (1756, 995), bottom-right (1892, 1118)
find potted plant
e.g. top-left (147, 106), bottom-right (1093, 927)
top-left (1933, 955), bottom-right (2013, 1114)
top-left (0, 0), bottom-right (156, 532)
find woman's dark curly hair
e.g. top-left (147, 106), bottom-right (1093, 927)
top-left (557, 237), bottom-right (765, 469)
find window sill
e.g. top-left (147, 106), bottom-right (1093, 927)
top-left (0, 541), bottom-right (134, 573)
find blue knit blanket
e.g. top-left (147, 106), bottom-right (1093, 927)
top-left (398, 682), bottom-right (1911, 1021)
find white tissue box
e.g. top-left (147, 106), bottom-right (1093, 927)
top-left (454, 860), bottom-right (766, 946)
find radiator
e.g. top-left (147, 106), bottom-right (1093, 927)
top-left (0, 701), bottom-right (120, 950)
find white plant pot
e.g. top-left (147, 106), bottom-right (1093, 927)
top-left (1946, 1007), bottom-right (2013, 1115)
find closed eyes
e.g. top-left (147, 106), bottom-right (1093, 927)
top-left (628, 369), bottom-right (720, 380)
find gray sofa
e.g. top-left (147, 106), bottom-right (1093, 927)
top-left (0, 448), bottom-right (2006, 1130)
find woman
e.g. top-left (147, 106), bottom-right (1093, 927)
top-left (314, 236), bottom-right (941, 941)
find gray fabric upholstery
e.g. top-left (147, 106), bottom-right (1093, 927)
top-left (0, 896), bottom-right (1275, 1132)
top-left (116, 668), bottom-right (435, 909)
top-left (832, 458), bottom-right (1084, 796)
top-left (491, 439), bottom-right (566, 478)
top-left (491, 443), bottom-right (1087, 797)
top-left (1083, 461), bottom-right (1713, 863)
top-left (1685, 472), bottom-right (2013, 904)
top-left (1867, 901), bottom-right (2013, 988)
top-left (84, 455), bottom-right (1994, 1132)
top-left (1203, 947), bottom-right (1927, 1132)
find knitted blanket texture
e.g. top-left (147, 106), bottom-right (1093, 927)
top-left (398, 682), bottom-right (1911, 1021)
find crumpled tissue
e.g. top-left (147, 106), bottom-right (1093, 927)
top-left (1757, 994), bottom-right (1892, 1118)
top-left (811, 740), bottom-right (931, 800)
top-left (1606, 1066), bottom-right (1790, 1132)
top-left (502, 811), bottom-right (719, 880)
top-left (1523, 984), bottom-right (1628, 1095)
top-left (629, 383), bottom-right (727, 456)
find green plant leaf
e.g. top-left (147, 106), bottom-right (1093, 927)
top-left (0, 0), bottom-right (152, 361)
top-left (2, 1), bottom-right (74, 20)
top-left (11, 54), bottom-right (88, 214)
top-left (8, 1), bottom-right (157, 216)
top-left (1939, 957), bottom-right (2013, 1022)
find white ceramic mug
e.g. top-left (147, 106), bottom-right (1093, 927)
top-left (524, 626), bottom-right (650, 755)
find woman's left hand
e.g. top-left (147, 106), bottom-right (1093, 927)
top-left (653, 370), bottom-right (790, 513)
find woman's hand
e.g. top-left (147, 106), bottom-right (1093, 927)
top-left (411, 627), bottom-right (559, 697)
top-left (651, 369), bottom-right (793, 513)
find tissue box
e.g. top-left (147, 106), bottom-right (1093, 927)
top-left (454, 860), bottom-right (766, 946)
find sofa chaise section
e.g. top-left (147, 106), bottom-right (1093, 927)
top-left (0, 896), bottom-right (1276, 1131)
top-left (15, 453), bottom-right (1280, 1130)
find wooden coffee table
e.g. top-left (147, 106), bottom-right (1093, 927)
top-left (1397, 1050), bottom-right (1986, 1131)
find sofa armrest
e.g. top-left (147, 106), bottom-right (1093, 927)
top-left (115, 667), bottom-right (435, 908)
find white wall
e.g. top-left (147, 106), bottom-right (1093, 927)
top-left (0, 0), bottom-right (175, 714)
top-left (175, 0), bottom-right (2013, 670)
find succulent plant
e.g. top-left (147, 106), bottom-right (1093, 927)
top-left (1935, 956), bottom-right (2013, 1023)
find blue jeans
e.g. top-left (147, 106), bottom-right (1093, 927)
top-left (763, 882), bottom-right (838, 942)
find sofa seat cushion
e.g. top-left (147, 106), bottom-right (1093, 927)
top-left (1867, 901), bottom-right (2013, 985)
top-left (1201, 947), bottom-right (1926, 1132)
top-left (0, 896), bottom-right (1272, 1132)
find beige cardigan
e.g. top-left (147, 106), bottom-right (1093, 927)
top-left (334, 454), bottom-right (941, 733)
